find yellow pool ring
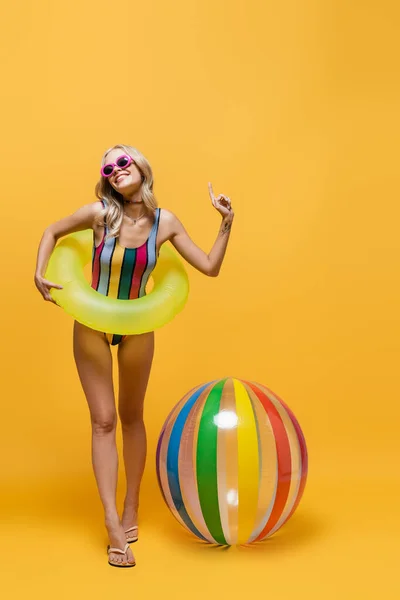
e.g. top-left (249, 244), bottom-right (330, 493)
top-left (45, 229), bottom-right (189, 335)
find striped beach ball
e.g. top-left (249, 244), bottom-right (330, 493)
top-left (156, 378), bottom-right (308, 545)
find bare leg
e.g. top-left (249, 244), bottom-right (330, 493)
top-left (117, 331), bottom-right (154, 537)
top-left (73, 320), bottom-right (135, 565)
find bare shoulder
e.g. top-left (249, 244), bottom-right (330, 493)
top-left (93, 200), bottom-right (104, 217)
top-left (92, 200), bottom-right (105, 226)
top-left (157, 208), bottom-right (182, 246)
top-left (158, 208), bottom-right (181, 233)
top-left (76, 200), bottom-right (104, 223)
top-left (48, 201), bottom-right (104, 239)
top-left (158, 207), bottom-right (175, 221)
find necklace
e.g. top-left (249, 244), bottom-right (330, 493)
top-left (123, 211), bottom-right (147, 225)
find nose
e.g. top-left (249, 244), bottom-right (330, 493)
top-left (112, 164), bottom-right (125, 178)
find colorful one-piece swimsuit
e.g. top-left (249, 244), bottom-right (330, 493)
top-left (91, 200), bottom-right (161, 346)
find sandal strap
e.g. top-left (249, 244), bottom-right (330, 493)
top-left (125, 526), bottom-right (138, 534)
top-left (108, 542), bottom-right (130, 555)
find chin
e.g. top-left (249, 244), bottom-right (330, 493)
top-left (115, 183), bottom-right (132, 192)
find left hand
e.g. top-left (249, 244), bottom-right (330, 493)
top-left (208, 182), bottom-right (233, 218)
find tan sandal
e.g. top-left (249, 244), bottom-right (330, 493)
top-left (125, 525), bottom-right (138, 543)
top-left (107, 542), bottom-right (136, 568)
top-left (106, 526), bottom-right (138, 553)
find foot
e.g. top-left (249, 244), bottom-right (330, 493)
top-left (105, 516), bottom-right (135, 566)
top-left (121, 505), bottom-right (138, 543)
top-left (108, 543), bottom-right (135, 568)
top-left (124, 525), bottom-right (138, 543)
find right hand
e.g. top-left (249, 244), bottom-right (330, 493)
top-left (34, 274), bottom-right (63, 306)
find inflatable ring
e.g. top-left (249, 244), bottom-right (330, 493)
top-left (45, 229), bottom-right (189, 335)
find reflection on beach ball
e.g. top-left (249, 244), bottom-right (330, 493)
top-left (156, 377), bottom-right (308, 545)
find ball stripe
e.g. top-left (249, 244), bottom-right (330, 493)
top-left (217, 378), bottom-right (239, 545)
top-left (156, 383), bottom-right (202, 491)
top-left (244, 381), bottom-right (292, 541)
top-left (255, 384), bottom-right (303, 538)
top-left (234, 379), bottom-right (260, 544)
top-left (244, 383), bottom-right (278, 542)
top-left (179, 383), bottom-right (218, 542)
top-left (197, 380), bottom-right (226, 544)
top-left (261, 385), bottom-right (308, 528)
top-left (158, 390), bottom-right (197, 530)
top-left (167, 383), bottom-right (211, 541)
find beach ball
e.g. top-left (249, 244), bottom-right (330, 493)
top-left (156, 378), bottom-right (308, 545)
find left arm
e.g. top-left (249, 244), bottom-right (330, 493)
top-left (165, 183), bottom-right (234, 277)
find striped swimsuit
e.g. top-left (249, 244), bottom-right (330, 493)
top-left (91, 200), bottom-right (161, 345)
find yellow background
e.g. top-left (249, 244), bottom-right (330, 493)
top-left (1, 0), bottom-right (399, 597)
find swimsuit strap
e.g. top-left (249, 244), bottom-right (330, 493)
top-left (143, 207), bottom-right (160, 255)
top-left (100, 198), bottom-right (107, 232)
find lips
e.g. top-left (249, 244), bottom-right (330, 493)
top-left (115, 174), bottom-right (128, 183)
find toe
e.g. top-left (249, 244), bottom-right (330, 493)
top-left (127, 548), bottom-right (135, 565)
top-left (110, 552), bottom-right (123, 565)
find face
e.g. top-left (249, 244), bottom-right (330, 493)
top-left (102, 149), bottom-right (143, 193)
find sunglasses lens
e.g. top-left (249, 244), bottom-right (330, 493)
top-left (117, 155), bottom-right (131, 168)
top-left (103, 164), bottom-right (114, 176)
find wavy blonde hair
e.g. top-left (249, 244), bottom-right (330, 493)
top-left (94, 144), bottom-right (158, 242)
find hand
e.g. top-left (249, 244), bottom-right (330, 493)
top-left (208, 182), bottom-right (233, 219)
top-left (34, 274), bottom-right (63, 306)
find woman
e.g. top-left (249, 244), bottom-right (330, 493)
top-left (34, 144), bottom-right (234, 567)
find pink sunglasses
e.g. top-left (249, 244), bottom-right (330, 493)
top-left (100, 154), bottom-right (135, 178)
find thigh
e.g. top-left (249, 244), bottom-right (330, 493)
top-left (117, 332), bottom-right (155, 421)
top-left (73, 320), bottom-right (116, 425)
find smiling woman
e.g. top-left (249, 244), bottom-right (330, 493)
top-left (34, 142), bottom-right (234, 567)
top-left (94, 144), bottom-right (158, 246)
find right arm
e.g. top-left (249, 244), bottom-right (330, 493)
top-left (34, 201), bottom-right (103, 304)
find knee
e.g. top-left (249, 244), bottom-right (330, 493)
top-left (91, 413), bottom-right (117, 436)
top-left (119, 406), bottom-right (144, 429)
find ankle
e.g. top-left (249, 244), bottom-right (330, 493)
top-left (122, 506), bottom-right (138, 518)
top-left (122, 508), bottom-right (138, 524)
top-left (124, 497), bottom-right (139, 510)
top-left (104, 511), bottom-right (120, 525)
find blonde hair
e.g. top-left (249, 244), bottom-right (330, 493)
top-left (94, 144), bottom-right (158, 242)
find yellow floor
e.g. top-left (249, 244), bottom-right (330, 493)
top-left (1, 455), bottom-right (398, 600)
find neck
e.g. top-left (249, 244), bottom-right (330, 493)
top-left (122, 196), bottom-right (146, 218)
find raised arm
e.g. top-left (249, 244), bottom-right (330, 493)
top-left (165, 183), bottom-right (234, 277)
